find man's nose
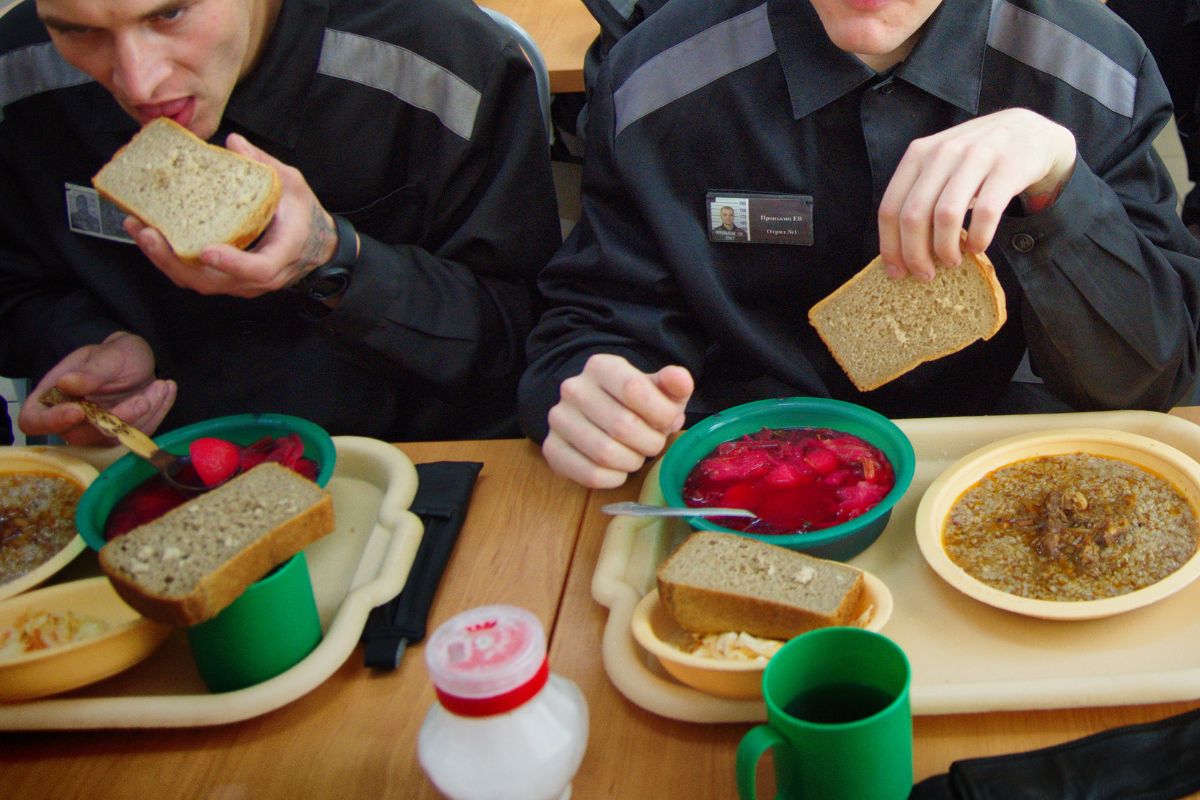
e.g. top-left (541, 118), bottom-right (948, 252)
top-left (110, 33), bottom-right (168, 103)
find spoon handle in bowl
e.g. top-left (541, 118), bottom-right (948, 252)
top-left (40, 387), bottom-right (166, 462)
top-left (601, 501), bottom-right (757, 519)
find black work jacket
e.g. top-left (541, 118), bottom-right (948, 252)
top-left (0, 0), bottom-right (560, 441)
top-left (520, 0), bottom-right (1200, 441)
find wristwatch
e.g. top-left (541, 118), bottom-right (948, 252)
top-left (291, 215), bottom-right (358, 307)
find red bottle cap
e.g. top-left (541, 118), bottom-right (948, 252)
top-left (425, 605), bottom-right (550, 717)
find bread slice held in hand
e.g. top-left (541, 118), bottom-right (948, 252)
top-left (656, 531), bottom-right (864, 640)
top-left (92, 117), bottom-right (281, 263)
top-left (808, 237), bottom-right (1007, 392)
top-left (99, 463), bottom-right (334, 627)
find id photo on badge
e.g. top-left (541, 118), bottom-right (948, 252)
top-left (66, 187), bottom-right (101, 235)
top-left (709, 197), bottom-right (749, 242)
top-left (64, 183), bottom-right (135, 244)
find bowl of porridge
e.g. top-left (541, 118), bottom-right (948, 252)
top-left (0, 448), bottom-right (98, 601)
top-left (915, 428), bottom-right (1200, 620)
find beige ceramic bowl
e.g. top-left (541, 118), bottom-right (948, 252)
top-left (0, 447), bottom-right (99, 601)
top-left (0, 576), bottom-right (171, 702)
top-left (915, 428), bottom-right (1200, 621)
top-left (630, 571), bottom-right (893, 700)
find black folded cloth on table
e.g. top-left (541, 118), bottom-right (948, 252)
top-left (361, 460), bottom-right (482, 669)
top-left (910, 706), bottom-right (1200, 800)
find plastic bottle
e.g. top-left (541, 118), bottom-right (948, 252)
top-left (418, 605), bottom-right (589, 800)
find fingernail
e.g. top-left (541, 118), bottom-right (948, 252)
top-left (884, 263), bottom-right (903, 279)
top-left (201, 251), bottom-right (220, 267)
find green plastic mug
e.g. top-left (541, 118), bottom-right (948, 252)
top-left (736, 627), bottom-right (912, 800)
top-left (186, 551), bottom-right (322, 692)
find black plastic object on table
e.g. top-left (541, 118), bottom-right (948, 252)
top-left (360, 461), bottom-right (482, 670)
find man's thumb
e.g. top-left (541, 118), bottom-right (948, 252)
top-left (653, 365), bottom-right (694, 403)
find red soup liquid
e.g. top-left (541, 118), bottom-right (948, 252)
top-left (682, 427), bottom-right (895, 535)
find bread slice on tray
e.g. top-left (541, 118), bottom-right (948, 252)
top-left (656, 531), bottom-right (864, 640)
top-left (808, 235), bottom-right (1006, 391)
top-left (99, 463), bottom-right (334, 627)
top-left (92, 117), bottom-right (281, 263)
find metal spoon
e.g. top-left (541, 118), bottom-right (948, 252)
top-left (601, 501), bottom-right (757, 520)
top-left (40, 387), bottom-right (207, 493)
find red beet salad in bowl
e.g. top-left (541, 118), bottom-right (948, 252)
top-left (659, 398), bottom-right (915, 561)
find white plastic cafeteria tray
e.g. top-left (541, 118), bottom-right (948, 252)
top-left (0, 436), bottom-right (423, 730)
top-left (593, 410), bottom-right (1200, 722)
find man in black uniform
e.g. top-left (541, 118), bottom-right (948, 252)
top-left (519, 0), bottom-right (1200, 488)
top-left (0, 0), bottom-right (560, 444)
top-left (711, 205), bottom-right (748, 241)
top-left (1105, 0), bottom-right (1200, 238)
top-left (67, 191), bottom-right (99, 234)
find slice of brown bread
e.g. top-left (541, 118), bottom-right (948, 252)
top-left (808, 236), bottom-right (1006, 392)
top-left (99, 463), bottom-right (334, 627)
top-left (92, 117), bottom-right (281, 263)
top-left (656, 531), bottom-right (864, 640)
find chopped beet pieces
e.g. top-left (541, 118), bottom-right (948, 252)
top-left (103, 435), bottom-right (321, 540)
top-left (682, 427), bottom-right (894, 535)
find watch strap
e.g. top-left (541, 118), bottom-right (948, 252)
top-left (291, 215), bottom-right (358, 305)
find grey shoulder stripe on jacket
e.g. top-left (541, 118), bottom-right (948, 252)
top-left (0, 42), bottom-right (90, 111)
top-left (988, 0), bottom-right (1135, 118)
top-left (317, 28), bottom-right (480, 141)
top-left (614, 3), bottom-right (775, 137)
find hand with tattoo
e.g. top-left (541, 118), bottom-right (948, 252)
top-left (877, 108), bottom-right (1076, 280)
top-left (124, 133), bottom-right (344, 298)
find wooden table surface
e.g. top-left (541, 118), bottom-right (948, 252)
top-left (5, 415), bottom-right (1200, 798)
top-left (476, 0), bottom-right (598, 94)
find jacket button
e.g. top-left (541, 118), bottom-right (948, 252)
top-left (1011, 232), bottom-right (1036, 253)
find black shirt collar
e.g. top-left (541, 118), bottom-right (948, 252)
top-left (898, 0), bottom-right (987, 115)
top-left (769, 0), bottom-right (988, 120)
top-left (224, 0), bottom-right (328, 148)
top-left (770, 0), bottom-right (874, 120)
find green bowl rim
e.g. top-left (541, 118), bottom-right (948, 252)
top-left (76, 412), bottom-right (337, 552)
top-left (658, 397), bottom-right (916, 545)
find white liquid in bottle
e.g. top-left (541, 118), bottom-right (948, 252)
top-left (418, 605), bottom-right (588, 800)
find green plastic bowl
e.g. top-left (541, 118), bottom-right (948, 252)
top-left (659, 397), bottom-right (915, 561)
top-left (76, 413), bottom-right (336, 552)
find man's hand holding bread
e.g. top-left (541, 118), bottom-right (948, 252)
top-left (878, 108), bottom-right (1077, 281)
top-left (542, 110), bottom-right (1072, 489)
top-left (126, 133), bottom-right (340, 299)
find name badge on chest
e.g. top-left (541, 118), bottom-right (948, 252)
top-left (65, 183), bottom-right (135, 244)
top-left (706, 191), bottom-right (813, 245)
